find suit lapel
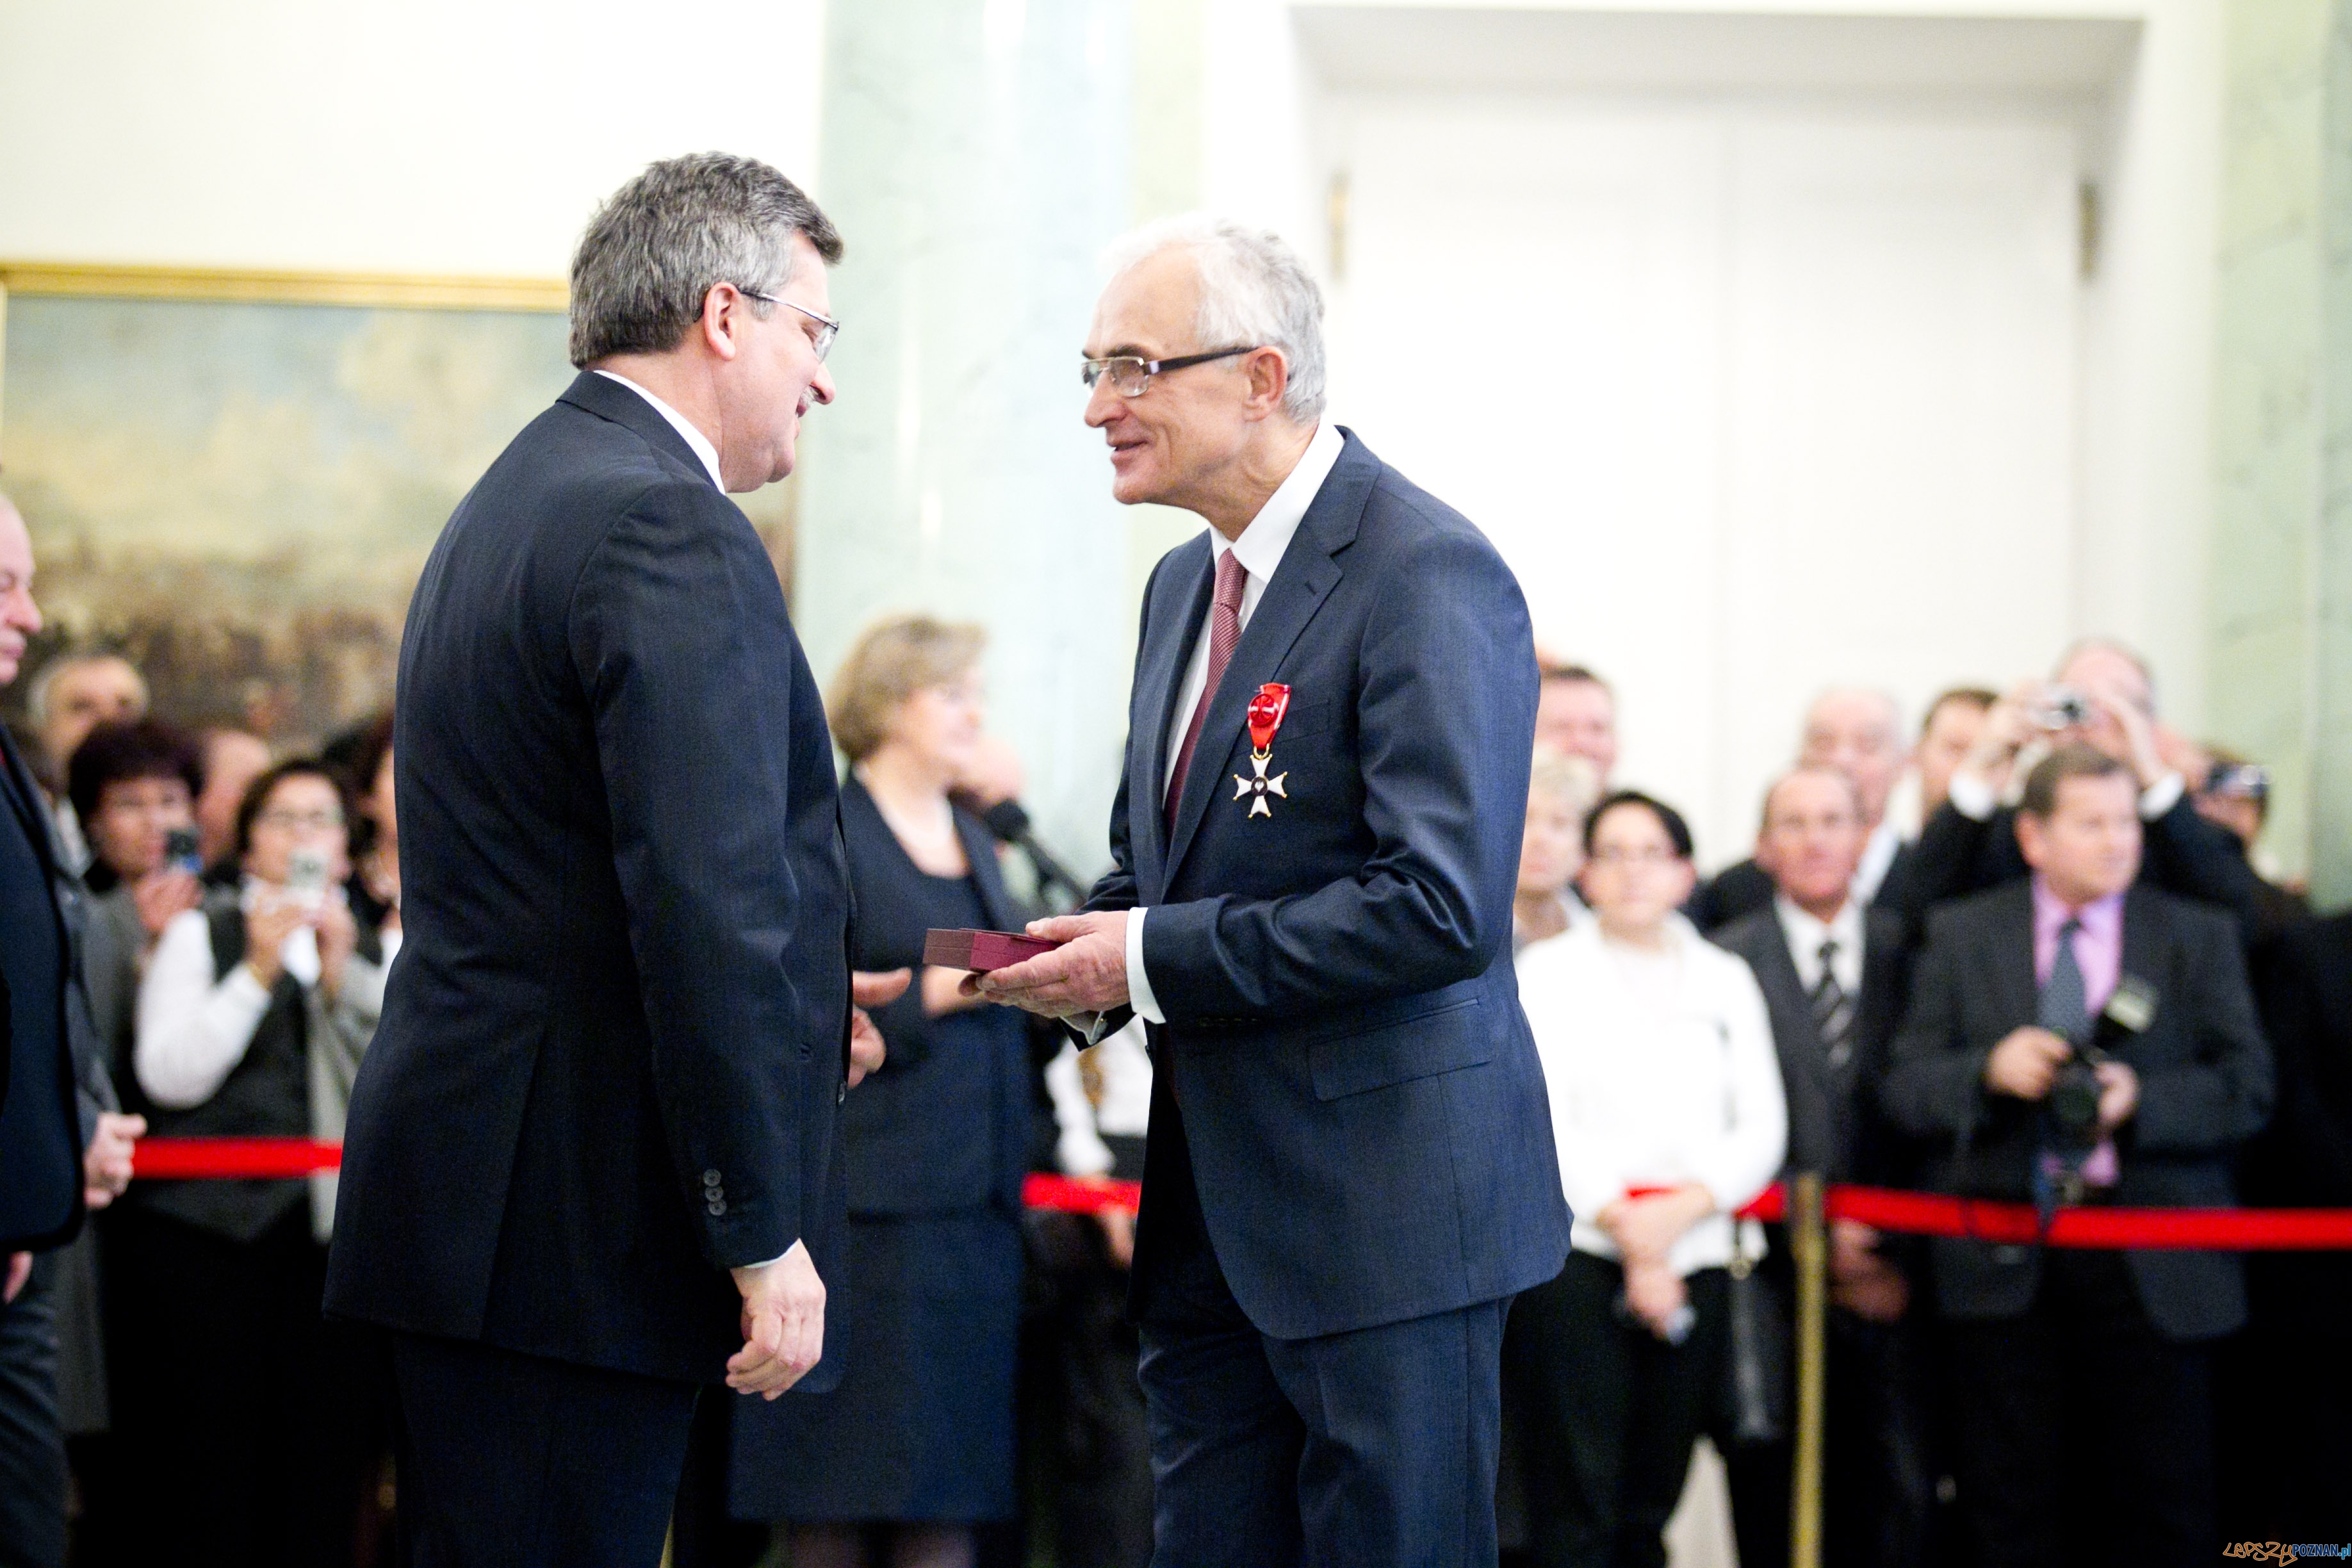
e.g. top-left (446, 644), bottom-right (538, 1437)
top-left (1160, 437), bottom-right (1375, 885)
top-left (2117, 885), bottom-right (2164, 1031)
top-left (0, 728), bottom-right (58, 880)
top-left (1989, 881), bottom-right (2041, 1029)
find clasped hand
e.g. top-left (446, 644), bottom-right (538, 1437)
top-left (971, 911), bottom-right (1131, 1019)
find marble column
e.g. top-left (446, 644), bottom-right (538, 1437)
top-left (2210, 0), bottom-right (2352, 904)
top-left (797, 0), bottom-right (1133, 869)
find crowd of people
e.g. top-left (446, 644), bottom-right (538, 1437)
top-left (3, 491), bottom-right (2349, 1568)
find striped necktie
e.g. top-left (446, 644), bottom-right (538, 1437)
top-left (1810, 938), bottom-right (1856, 1068)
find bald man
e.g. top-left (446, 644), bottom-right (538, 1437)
top-left (1690, 689), bottom-right (1915, 934)
top-left (1, 496), bottom-right (138, 1568)
top-left (1904, 641), bottom-right (2267, 942)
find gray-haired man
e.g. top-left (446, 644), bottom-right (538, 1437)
top-left (982, 216), bottom-right (1569, 1567)
top-left (325, 154), bottom-right (901, 1567)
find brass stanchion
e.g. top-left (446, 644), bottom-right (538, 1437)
top-left (1790, 1172), bottom-right (1827, 1568)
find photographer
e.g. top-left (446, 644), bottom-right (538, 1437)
top-left (1900, 640), bottom-right (2266, 946)
top-left (66, 718), bottom-right (206, 1064)
top-left (1881, 746), bottom-right (2273, 1567)
top-left (110, 759), bottom-right (388, 1564)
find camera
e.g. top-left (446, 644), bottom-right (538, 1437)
top-left (163, 826), bottom-right (202, 877)
top-left (2203, 761), bottom-right (2271, 802)
top-left (2048, 976), bottom-right (2157, 1147)
top-left (2032, 684), bottom-right (2094, 731)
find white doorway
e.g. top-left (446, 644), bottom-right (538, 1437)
top-left (1316, 43), bottom-right (2093, 863)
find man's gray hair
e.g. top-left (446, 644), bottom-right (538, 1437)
top-left (28, 653), bottom-right (147, 727)
top-left (569, 152), bottom-right (843, 368)
top-left (1101, 215), bottom-right (1327, 423)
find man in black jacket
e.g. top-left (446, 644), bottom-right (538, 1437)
top-left (1899, 639), bottom-right (2265, 943)
top-left (1882, 746), bottom-right (2273, 1567)
top-left (0, 496), bottom-right (142, 1568)
top-left (1712, 768), bottom-right (1927, 1568)
top-left (325, 156), bottom-right (899, 1568)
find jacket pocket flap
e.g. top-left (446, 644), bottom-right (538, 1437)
top-left (1309, 997), bottom-right (1487, 1100)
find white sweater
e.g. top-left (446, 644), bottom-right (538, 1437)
top-left (1516, 916), bottom-right (1788, 1276)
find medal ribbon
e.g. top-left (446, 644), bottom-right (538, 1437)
top-left (1247, 683), bottom-right (1291, 756)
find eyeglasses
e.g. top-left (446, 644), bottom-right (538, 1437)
top-left (1081, 346), bottom-right (1260, 398)
top-left (735, 286), bottom-right (840, 362)
top-left (1587, 845), bottom-right (1685, 869)
top-left (256, 808), bottom-right (344, 833)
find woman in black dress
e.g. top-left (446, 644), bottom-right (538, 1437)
top-left (731, 616), bottom-right (1033, 1568)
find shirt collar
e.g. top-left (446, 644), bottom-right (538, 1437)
top-left (1211, 421), bottom-right (1345, 580)
top-left (593, 370), bottom-right (725, 491)
top-left (2031, 876), bottom-right (2125, 940)
top-left (1773, 891), bottom-right (1861, 954)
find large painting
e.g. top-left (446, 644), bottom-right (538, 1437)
top-left (0, 265), bottom-right (795, 750)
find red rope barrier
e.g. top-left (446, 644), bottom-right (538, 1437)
top-left (129, 1139), bottom-right (2352, 1248)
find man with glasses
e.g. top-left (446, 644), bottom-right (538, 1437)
top-left (326, 154), bottom-right (899, 1568)
top-left (980, 216), bottom-right (1570, 1567)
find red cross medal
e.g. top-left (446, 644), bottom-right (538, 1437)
top-left (1233, 683), bottom-right (1292, 818)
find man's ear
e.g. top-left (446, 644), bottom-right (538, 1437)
top-left (698, 284), bottom-right (746, 363)
top-left (2015, 810), bottom-right (2046, 871)
top-left (1242, 347), bottom-right (1291, 419)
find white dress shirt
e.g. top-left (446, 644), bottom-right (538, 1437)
top-left (1771, 894), bottom-right (1865, 999)
top-left (594, 370), bottom-right (725, 490)
top-left (1515, 917), bottom-right (1788, 1277)
top-left (1043, 1017), bottom-right (1155, 1177)
top-left (1125, 421), bottom-right (1347, 1025)
top-left (1852, 817), bottom-right (1903, 906)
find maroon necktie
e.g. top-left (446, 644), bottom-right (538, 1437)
top-left (1164, 548), bottom-right (1248, 832)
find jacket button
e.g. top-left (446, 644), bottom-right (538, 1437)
top-left (706, 1199), bottom-right (727, 1216)
top-left (703, 1170), bottom-right (721, 1188)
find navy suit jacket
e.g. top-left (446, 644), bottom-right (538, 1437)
top-left (1091, 429), bottom-right (1571, 1341)
top-left (0, 727), bottom-right (86, 1252)
top-left (325, 372), bottom-right (854, 1387)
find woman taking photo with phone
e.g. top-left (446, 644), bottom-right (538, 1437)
top-left (108, 758), bottom-right (390, 1567)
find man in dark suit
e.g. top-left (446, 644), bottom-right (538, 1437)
top-left (325, 156), bottom-right (899, 1568)
top-left (2221, 911), bottom-right (2352, 1537)
top-left (1711, 767), bottom-right (1927, 1568)
top-left (1692, 688), bottom-right (1915, 933)
top-left (979, 217), bottom-right (1571, 1565)
top-left (1898, 641), bottom-right (2266, 942)
top-left (1881, 744), bottom-right (2273, 1568)
top-left (0, 496), bottom-right (143, 1568)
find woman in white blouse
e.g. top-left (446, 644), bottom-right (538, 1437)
top-left (1515, 748), bottom-right (1601, 951)
top-left (1508, 790), bottom-right (1786, 1568)
top-left (113, 758), bottom-right (389, 1564)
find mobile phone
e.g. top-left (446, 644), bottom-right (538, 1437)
top-left (163, 826), bottom-right (202, 877)
top-left (286, 847), bottom-right (329, 905)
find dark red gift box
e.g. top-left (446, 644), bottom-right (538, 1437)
top-left (922, 928), bottom-right (1063, 972)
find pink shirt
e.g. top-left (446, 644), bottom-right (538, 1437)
top-left (2032, 878), bottom-right (2124, 1017)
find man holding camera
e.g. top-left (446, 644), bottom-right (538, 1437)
top-left (1900, 639), bottom-right (2266, 945)
top-left (1881, 745), bottom-right (2272, 1567)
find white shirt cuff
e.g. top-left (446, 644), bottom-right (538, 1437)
top-left (1127, 906), bottom-right (1164, 1025)
top-left (1946, 770), bottom-right (1997, 822)
top-left (2139, 771), bottom-right (2185, 820)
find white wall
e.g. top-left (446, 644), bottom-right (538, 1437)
top-left (1199, 0), bottom-right (2226, 863)
top-left (0, 0), bottom-right (826, 275)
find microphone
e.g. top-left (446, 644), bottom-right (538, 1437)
top-left (958, 792), bottom-right (1088, 904)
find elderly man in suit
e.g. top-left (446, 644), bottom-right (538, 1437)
top-left (1692, 689), bottom-right (1914, 933)
top-left (325, 156), bottom-right (899, 1568)
top-left (1881, 744), bottom-right (2272, 1568)
top-left (979, 216), bottom-right (1570, 1567)
top-left (1711, 767), bottom-right (1927, 1568)
top-left (0, 497), bottom-right (142, 1568)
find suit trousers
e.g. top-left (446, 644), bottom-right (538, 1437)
top-left (1942, 1248), bottom-right (2215, 1568)
top-left (388, 1330), bottom-right (699, 1568)
top-left (0, 1253), bottom-right (64, 1568)
top-left (1505, 1252), bottom-right (1727, 1568)
top-left (1135, 1196), bottom-right (1507, 1568)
